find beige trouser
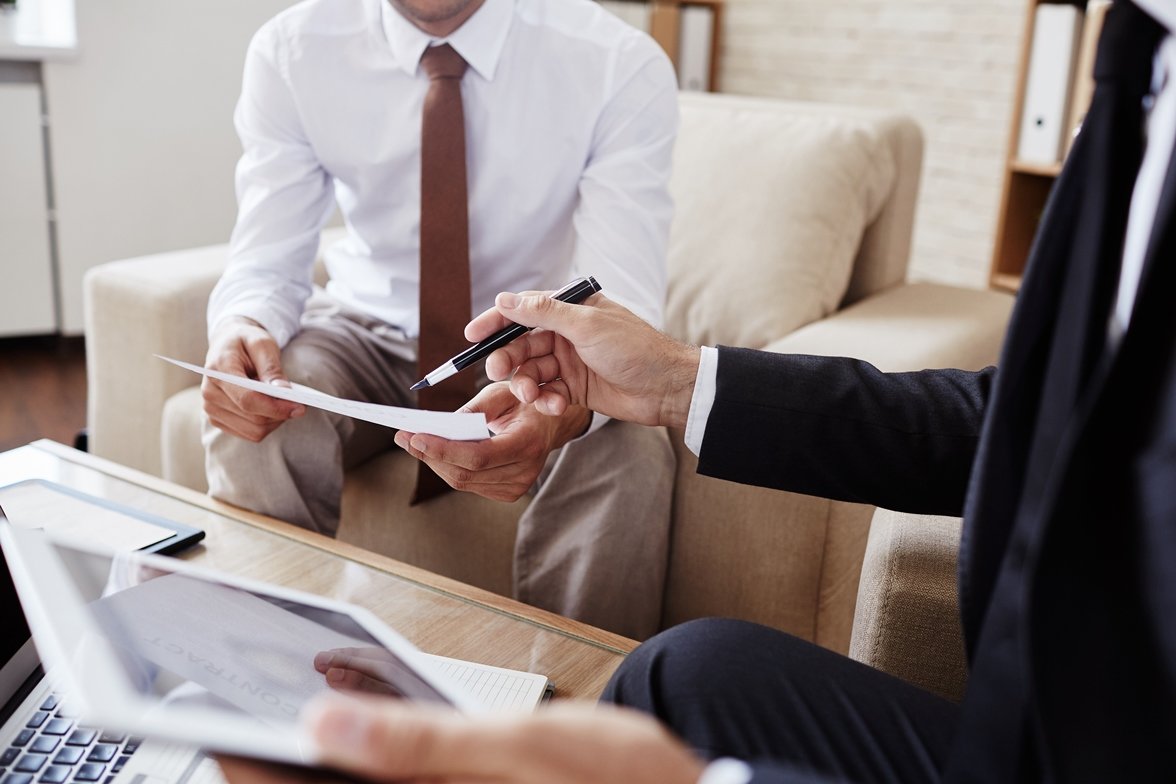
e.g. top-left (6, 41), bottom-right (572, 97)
top-left (203, 293), bottom-right (674, 639)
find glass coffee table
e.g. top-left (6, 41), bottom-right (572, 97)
top-left (0, 439), bottom-right (634, 701)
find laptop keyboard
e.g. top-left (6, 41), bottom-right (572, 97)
top-left (1, 694), bottom-right (140, 784)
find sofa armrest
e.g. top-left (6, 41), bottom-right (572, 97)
top-left (764, 281), bottom-right (1014, 372)
top-left (84, 243), bottom-right (231, 475)
top-left (849, 508), bottom-right (968, 702)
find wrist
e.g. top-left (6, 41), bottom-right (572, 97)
top-left (658, 344), bottom-right (701, 429)
top-left (553, 405), bottom-right (593, 448)
top-left (210, 314), bottom-right (265, 343)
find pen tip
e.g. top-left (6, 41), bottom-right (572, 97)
top-left (410, 380), bottom-right (429, 391)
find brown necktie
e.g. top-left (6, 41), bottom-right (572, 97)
top-left (413, 44), bottom-right (476, 504)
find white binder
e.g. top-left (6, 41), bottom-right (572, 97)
top-left (1017, 3), bottom-right (1084, 165)
top-left (677, 5), bottom-right (714, 91)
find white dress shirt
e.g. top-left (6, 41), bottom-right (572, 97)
top-left (208, 0), bottom-right (677, 350)
top-left (689, 9), bottom-right (1176, 783)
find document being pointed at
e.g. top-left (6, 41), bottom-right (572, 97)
top-left (159, 355), bottom-right (491, 441)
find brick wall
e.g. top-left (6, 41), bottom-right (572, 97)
top-left (717, 0), bottom-right (1029, 288)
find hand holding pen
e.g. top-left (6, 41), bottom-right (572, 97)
top-left (463, 287), bottom-right (703, 429)
top-left (410, 276), bottom-right (602, 391)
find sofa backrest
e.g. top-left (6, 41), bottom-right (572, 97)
top-left (665, 92), bottom-right (923, 349)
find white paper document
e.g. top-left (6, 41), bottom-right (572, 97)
top-left (160, 356), bottom-right (490, 441)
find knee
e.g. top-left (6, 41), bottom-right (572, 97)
top-left (601, 420), bottom-right (676, 484)
top-left (279, 335), bottom-right (361, 399)
top-left (602, 618), bottom-right (767, 713)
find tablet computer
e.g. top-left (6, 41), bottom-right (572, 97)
top-left (0, 479), bottom-right (205, 554)
top-left (0, 520), bottom-right (481, 766)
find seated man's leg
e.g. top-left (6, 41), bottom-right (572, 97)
top-left (604, 618), bottom-right (958, 784)
top-left (203, 298), bottom-right (414, 536)
top-left (514, 420), bottom-right (674, 640)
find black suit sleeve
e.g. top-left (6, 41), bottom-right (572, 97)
top-left (696, 347), bottom-right (994, 517)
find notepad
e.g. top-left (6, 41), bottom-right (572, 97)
top-left (423, 654), bottom-right (550, 712)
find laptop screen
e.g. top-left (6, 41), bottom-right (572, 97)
top-left (0, 536), bottom-right (38, 718)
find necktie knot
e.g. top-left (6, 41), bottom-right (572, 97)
top-left (420, 43), bottom-right (467, 81)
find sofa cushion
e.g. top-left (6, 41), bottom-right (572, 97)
top-left (666, 94), bottom-right (897, 349)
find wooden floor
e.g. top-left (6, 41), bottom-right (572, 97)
top-left (0, 336), bottom-right (87, 453)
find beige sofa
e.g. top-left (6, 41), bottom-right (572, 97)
top-left (85, 93), bottom-right (1011, 693)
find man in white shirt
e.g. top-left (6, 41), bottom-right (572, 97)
top-left (200, 0), bottom-right (678, 640)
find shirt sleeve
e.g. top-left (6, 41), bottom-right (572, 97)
top-left (570, 32), bottom-right (676, 327)
top-left (684, 346), bottom-right (719, 455)
top-left (570, 31), bottom-right (679, 436)
top-left (206, 21), bottom-right (337, 348)
top-left (698, 758), bottom-right (755, 784)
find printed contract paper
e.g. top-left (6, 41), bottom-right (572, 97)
top-left (160, 356), bottom-right (491, 441)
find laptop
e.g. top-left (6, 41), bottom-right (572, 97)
top-left (0, 505), bottom-right (518, 772)
top-left (0, 505), bottom-right (220, 784)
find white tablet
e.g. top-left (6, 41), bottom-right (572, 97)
top-left (0, 520), bottom-right (481, 765)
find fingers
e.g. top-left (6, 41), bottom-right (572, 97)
top-left (314, 649), bottom-right (369, 675)
top-left (493, 290), bottom-right (599, 339)
top-left (529, 382), bottom-right (573, 417)
top-left (393, 385), bottom-right (551, 501)
top-left (305, 695), bottom-right (508, 782)
top-left (241, 328), bottom-right (287, 385)
top-left (203, 381), bottom-right (300, 441)
top-left (314, 650), bottom-right (405, 697)
top-left (202, 322), bottom-right (306, 437)
top-left (393, 431), bottom-right (535, 501)
top-left (464, 289), bottom-right (548, 342)
top-left (484, 331), bottom-right (559, 384)
top-left (304, 698), bottom-right (706, 784)
top-left (322, 667), bottom-right (398, 696)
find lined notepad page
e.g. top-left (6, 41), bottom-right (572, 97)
top-left (423, 654), bottom-right (549, 712)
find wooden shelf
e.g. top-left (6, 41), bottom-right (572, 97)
top-left (1010, 159), bottom-right (1064, 177)
top-left (990, 272), bottom-right (1024, 293)
top-left (604, 0), bottom-right (723, 91)
top-left (989, 0), bottom-right (1098, 294)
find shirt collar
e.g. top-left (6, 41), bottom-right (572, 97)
top-left (380, 0), bottom-right (514, 81)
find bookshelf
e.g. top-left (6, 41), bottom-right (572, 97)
top-left (601, 0), bottom-right (723, 91)
top-left (989, 0), bottom-right (1104, 293)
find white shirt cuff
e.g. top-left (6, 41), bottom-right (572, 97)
top-left (698, 758), bottom-right (754, 784)
top-left (684, 345), bottom-right (719, 456)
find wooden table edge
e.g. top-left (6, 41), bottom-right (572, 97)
top-left (30, 439), bottom-right (639, 657)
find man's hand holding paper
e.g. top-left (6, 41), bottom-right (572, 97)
top-left (163, 356), bottom-right (490, 442)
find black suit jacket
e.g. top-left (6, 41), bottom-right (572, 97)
top-left (696, 14), bottom-right (1176, 782)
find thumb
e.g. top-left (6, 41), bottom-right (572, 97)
top-left (496, 291), bottom-right (592, 342)
top-left (305, 695), bottom-right (492, 781)
top-left (245, 336), bottom-right (288, 385)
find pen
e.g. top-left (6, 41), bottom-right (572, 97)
top-left (410, 276), bottom-right (602, 391)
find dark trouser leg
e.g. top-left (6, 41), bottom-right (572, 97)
top-left (603, 618), bottom-right (959, 784)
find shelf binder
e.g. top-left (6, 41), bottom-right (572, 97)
top-left (600, 0), bottom-right (652, 32)
top-left (1017, 3), bottom-right (1084, 165)
top-left (677, 5), bottom-right (714, 91)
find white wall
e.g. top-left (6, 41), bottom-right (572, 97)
top-left (45, 0), bottom-right (296, 334)
top-left (718, 0), bottom-right (1027, 289)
